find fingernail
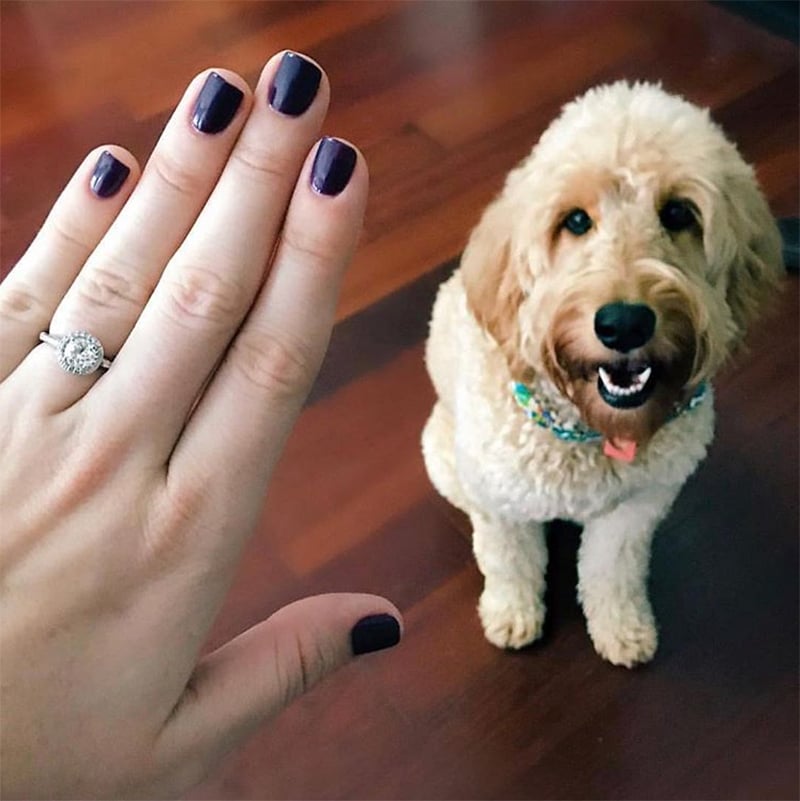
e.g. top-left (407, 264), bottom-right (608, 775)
top-left (192, 72), bottom-right (244, 134)
top-left (351, 614), bottom-right (401, 656)
top-left (89, 151), bottom-right (131, 198)
top-left (311, 138), bottom-right (357, 196)
top-left (269, 51), bottom-right (322, 116)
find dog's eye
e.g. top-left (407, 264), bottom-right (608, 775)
top-left (659, 199), bottom-right (696, 232)
top-left (562, 208), bottom-right (593, 236)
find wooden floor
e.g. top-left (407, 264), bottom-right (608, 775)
top-left (2, 2), bottom-right (798, 799)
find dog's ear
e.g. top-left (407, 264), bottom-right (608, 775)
top-left (702, 166), bottom-right (784, 336)
top-left (460, 197), bottom-right (528, 375)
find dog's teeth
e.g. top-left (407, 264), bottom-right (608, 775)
top-left (635, 366), bottom-right (652, 386)
top-left (598, 367), bottom-right (617, 394)
top-left (629, 366), bottom-right (652, 393)
top-left (599, 365), bottom-right (653, 398)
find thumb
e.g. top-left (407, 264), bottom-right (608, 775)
top-left (156, 593), bottom-right (401, 786)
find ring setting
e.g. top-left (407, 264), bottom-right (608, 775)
top-left (39, 330), bottom-right (112, 375)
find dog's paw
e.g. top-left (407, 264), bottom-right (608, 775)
top-left (585, 602), bottom-right (658, 668)
top-left (478, 590), bottom-right (545, 650)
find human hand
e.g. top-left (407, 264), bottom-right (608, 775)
top-left (0, 51), bottom-right (401, 799)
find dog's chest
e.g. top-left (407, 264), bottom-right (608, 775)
top-left (453, 390), bottom-right (632, 523)
top-left (451, 378), bottom-right (715, 525)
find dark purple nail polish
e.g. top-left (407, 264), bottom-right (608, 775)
top-left (192, 72), bottom-right (244, 134)
top-left (311, 138), bottom-right (357, 196)
top-left (89, 151), bottom-right (130, 198)
top-left (269, 52), bottom-right (322, 117)
top-left (351, 614), bottom-right (401, 656)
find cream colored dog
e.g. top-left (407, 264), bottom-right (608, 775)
top-left (422, 82), bottom-right (784, 667)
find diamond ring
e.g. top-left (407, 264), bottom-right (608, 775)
top-left (39, 330), bottom-right (113, 376)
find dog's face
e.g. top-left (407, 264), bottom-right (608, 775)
top-left (463, 83), bottom-right (784, 444)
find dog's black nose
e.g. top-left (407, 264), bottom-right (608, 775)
top-left (594, 302), bottom-right (656, 352)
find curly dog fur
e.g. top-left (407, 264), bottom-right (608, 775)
top-left (422, 82), bottom-right (784, 667)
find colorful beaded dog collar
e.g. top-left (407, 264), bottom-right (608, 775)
top-left (511, 381), bottom-right (709, 444)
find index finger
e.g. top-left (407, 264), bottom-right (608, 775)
top-left (166, 138), bottom-right (367, 535)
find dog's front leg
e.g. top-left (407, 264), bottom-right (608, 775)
top-left (577, 485), bottom-right (680, 667)
top-left (472, 513), bottom-right (548, 650)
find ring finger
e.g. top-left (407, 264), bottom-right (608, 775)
top-left (0, 145), bottom-right (138, 380)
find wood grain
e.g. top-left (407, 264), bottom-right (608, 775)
top-left (1, 2), bottom-right (797, 799)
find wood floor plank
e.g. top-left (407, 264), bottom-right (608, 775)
top-left (415, 16), bottom-right (653, 150)
top-left (341, 178), bottom-right (499, 319)
top-left (271, 348), bottom-right (436, 577)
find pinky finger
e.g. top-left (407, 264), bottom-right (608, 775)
top-left (0, 145), bottom-right (139, 379)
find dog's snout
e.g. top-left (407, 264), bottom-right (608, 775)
top-left (594, 302), bottom-right (656, 352)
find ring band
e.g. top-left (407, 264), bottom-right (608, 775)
top-left (39, 330), bottom-right (113, 375)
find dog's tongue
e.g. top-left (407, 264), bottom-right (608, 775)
top-left (603, 438), bottom-right (637, 462)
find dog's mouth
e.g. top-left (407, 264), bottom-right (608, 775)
top-left (596, 361), bottom-right (657, 409)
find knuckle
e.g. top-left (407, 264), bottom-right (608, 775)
top-left (50, 214), bottom-right (91, 255)
top-left (141, 476), bottom-right (203, 567)
top-left (275, 630), bottom-right (325, 709)
top-left (282, 638), bottom-right (312, 706)
top-left (228, 327), bottom-right (318, 400)
top-left (53, 428), bottom-right (130, 515)
top-left (150, 152), bottom-right (205, 198)
top-left (74, 264), bottom-right (153, 314)
top-left (281, 227), bottom-right (333, 273)
top-left (230, 141), bottom-right (296, 186)
top-left (162, 263), bottom-right (249, 330)
top-left (0, 283), bottom-right (47, 324)
top-left (163, 475), bottom-right (204, 529)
